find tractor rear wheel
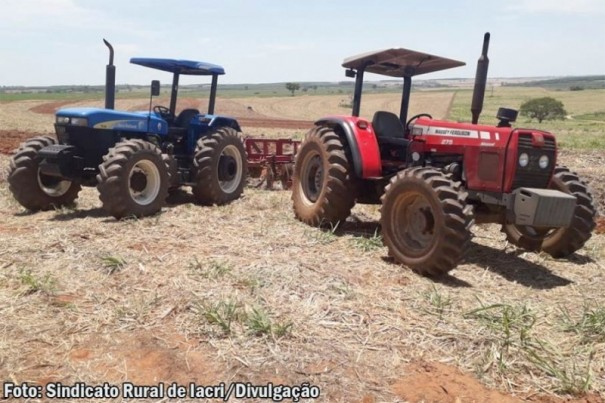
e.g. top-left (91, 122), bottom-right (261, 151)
top-left (380, 167), bottom-right (473, 276)
top-left (97, 139), bottom-right (169, 219)
top-left (292, 126), bottom-right (356, 227)
top-left (502, 166), bottom-right (596, 257)
top-left (8, 136), bottom-right (81, 211)
top-left (192, 127), bottom-right (247, 205)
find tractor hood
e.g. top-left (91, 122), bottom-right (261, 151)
top-left (56, 107), bottom-right (168, 135)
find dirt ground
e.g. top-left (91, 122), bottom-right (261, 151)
top-left (0, 98), bottom-right (604, 402)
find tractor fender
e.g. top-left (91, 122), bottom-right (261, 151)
top-left (315, 116), bottom-right (381, 178)
top-left (208, 116), bottom-right (242, 133)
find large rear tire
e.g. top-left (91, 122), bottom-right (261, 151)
top-left (380, 167), bottom-right (473, 276)
top-left (97, 139), bottom-right (169, 219)
top-left (8, 136), bottom-right (81, 211)
top-left (192, 127), bottom-right (247, 205)
top-left (502, 166), bottom-right (596, 257)
top-left (292, 126), bottom-right (356, 227)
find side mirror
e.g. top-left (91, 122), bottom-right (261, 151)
top-left (151, 80), bottom-right (160, 96)
top-left (345, 69), bottom-right (356, 78)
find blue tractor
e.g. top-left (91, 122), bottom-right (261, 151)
top-left (8, 40), bottom-right (247, 219)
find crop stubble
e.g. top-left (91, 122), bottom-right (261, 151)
top-left (0, 95), bottom-right (604, 401)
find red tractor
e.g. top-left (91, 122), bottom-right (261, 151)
top-left (292, 33), bottom-right (596, 276)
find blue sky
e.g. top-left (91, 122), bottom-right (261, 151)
top-left (1, 0), bottom-right (604, 86)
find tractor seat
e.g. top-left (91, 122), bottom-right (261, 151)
top-left (175, 108), bottom-right (200, 129)
top-left (372, 111), bottom-right (409, 147)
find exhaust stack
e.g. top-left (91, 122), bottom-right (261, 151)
top-left (471, 32), bottom-right (490, 124)
top-left (103, 39), bottom-right (115, 110)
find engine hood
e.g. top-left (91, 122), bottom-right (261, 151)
top-left (56, 107), bottom-right (168, 135)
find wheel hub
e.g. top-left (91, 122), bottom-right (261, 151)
top-left (218, 155), bottom-right (237, 182)
top-left (302, 155), bottom-right (323, 203)
top-left (130, 171), bottom-right (148, 192)
top-left (128, 159), bottom-right (161, 206)
top-left (410, 206), bottom-right (435, 237)
top-left (37, 171), bottom-right (72, 197)
top-left (39, 174), bottom-right (61, 188)
top-left (216, 144), bottom-right (243, 194)
top-left (393, 194), bottom-right (437, 255)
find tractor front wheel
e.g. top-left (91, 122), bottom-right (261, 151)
top-left (292, 126), bottom-right (356, 227)
top-left (8, 136), bottom-right (81, 211)
top-left (380, 167), bottom-right (473, 276)
top-left (97, 139), bottom-right (169, 219)
top-left (502, 166), bottom-right (596, 257)
top-left (192, 127), bottom-right (247, 205)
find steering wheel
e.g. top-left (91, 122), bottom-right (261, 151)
top-left (406, 113), bottom-right (433, 132)
top-left (153, 105), bottom-right (171, 119)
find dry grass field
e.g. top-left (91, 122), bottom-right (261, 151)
top-left (1, 90), bottom-right (604, 402)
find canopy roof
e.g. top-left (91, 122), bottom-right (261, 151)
top-left (130, 58), bottom-right (225, 75)
top-left (342, 48), bottom-right (465, 77)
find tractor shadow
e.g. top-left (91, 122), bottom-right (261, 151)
top-left (462, 243), bottom-right (574, 289)
top-left (165, 188), bottom-right (197, 205)
top-left (14, 206), bottom-right (109, 221)
top-left (329, 220), bottom-right (575, 290)
top-left (49, 207), bottom-right (108, 221)
top-left (46, 189), bottom-right (197, 222)
top-left (335, 219), bottom-right (381, 237)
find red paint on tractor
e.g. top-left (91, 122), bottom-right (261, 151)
top-left (333, 115), bottom-right (381, 178)
top-left (412, 117), bottom-right (557, 193)
top-left (348, 116), bottom-right (382, 178)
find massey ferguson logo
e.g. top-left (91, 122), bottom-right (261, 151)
top-left (414, 126), bottom-right (481, 139)
top-left (434, 128), bottom-right (472, 136)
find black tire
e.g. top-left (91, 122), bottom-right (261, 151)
top-left (192, 127), bottom-right (247, 205)
top-left (380, 167), bottom-right (473, 276)
top-left (97, 139), bottom-right (169, 219)
top-left (502, 166), bottom-right (596, 257)
top-left (292, 126), bottom-right (356, 227)
top-left (8, 136), bottom-right (81, 211)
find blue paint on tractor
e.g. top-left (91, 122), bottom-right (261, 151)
top-left (130, 58), bottom-right (225, 75)
top-left (56, 108), bottom-right (169, 135)
top-left (48, 46), bottom-right (244, 188)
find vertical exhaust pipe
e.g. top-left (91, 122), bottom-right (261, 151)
top-left (103, 39), bottom-right (115, 110)
top-left (471, 32), bottom-right (490, 124)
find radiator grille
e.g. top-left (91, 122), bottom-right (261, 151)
top-left (511, 133), bottom-right (556, 189)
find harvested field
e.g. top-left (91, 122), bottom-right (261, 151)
top-left (1, 95), bottom-right (604, 402)
top-left (0, 92), bottom-right (454, 136)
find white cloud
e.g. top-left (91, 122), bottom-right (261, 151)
top-left (506, 0), bottom-right (605, 14)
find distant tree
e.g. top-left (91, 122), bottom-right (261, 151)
top-left (519, 97), bottom-right (567, 123)
top-left (285, 82), bottom-right (300, 96)
top-left (569, 85), bottom-right (584, 91)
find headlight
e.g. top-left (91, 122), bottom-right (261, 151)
top-left (56, 116), bottom-right (70, 124)
top-left (518, 153), bottom-right (529, 167)
top-left (70, 117), bottom-right (88, 127)
top-left (539, 155), bottom-right (549, 169)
